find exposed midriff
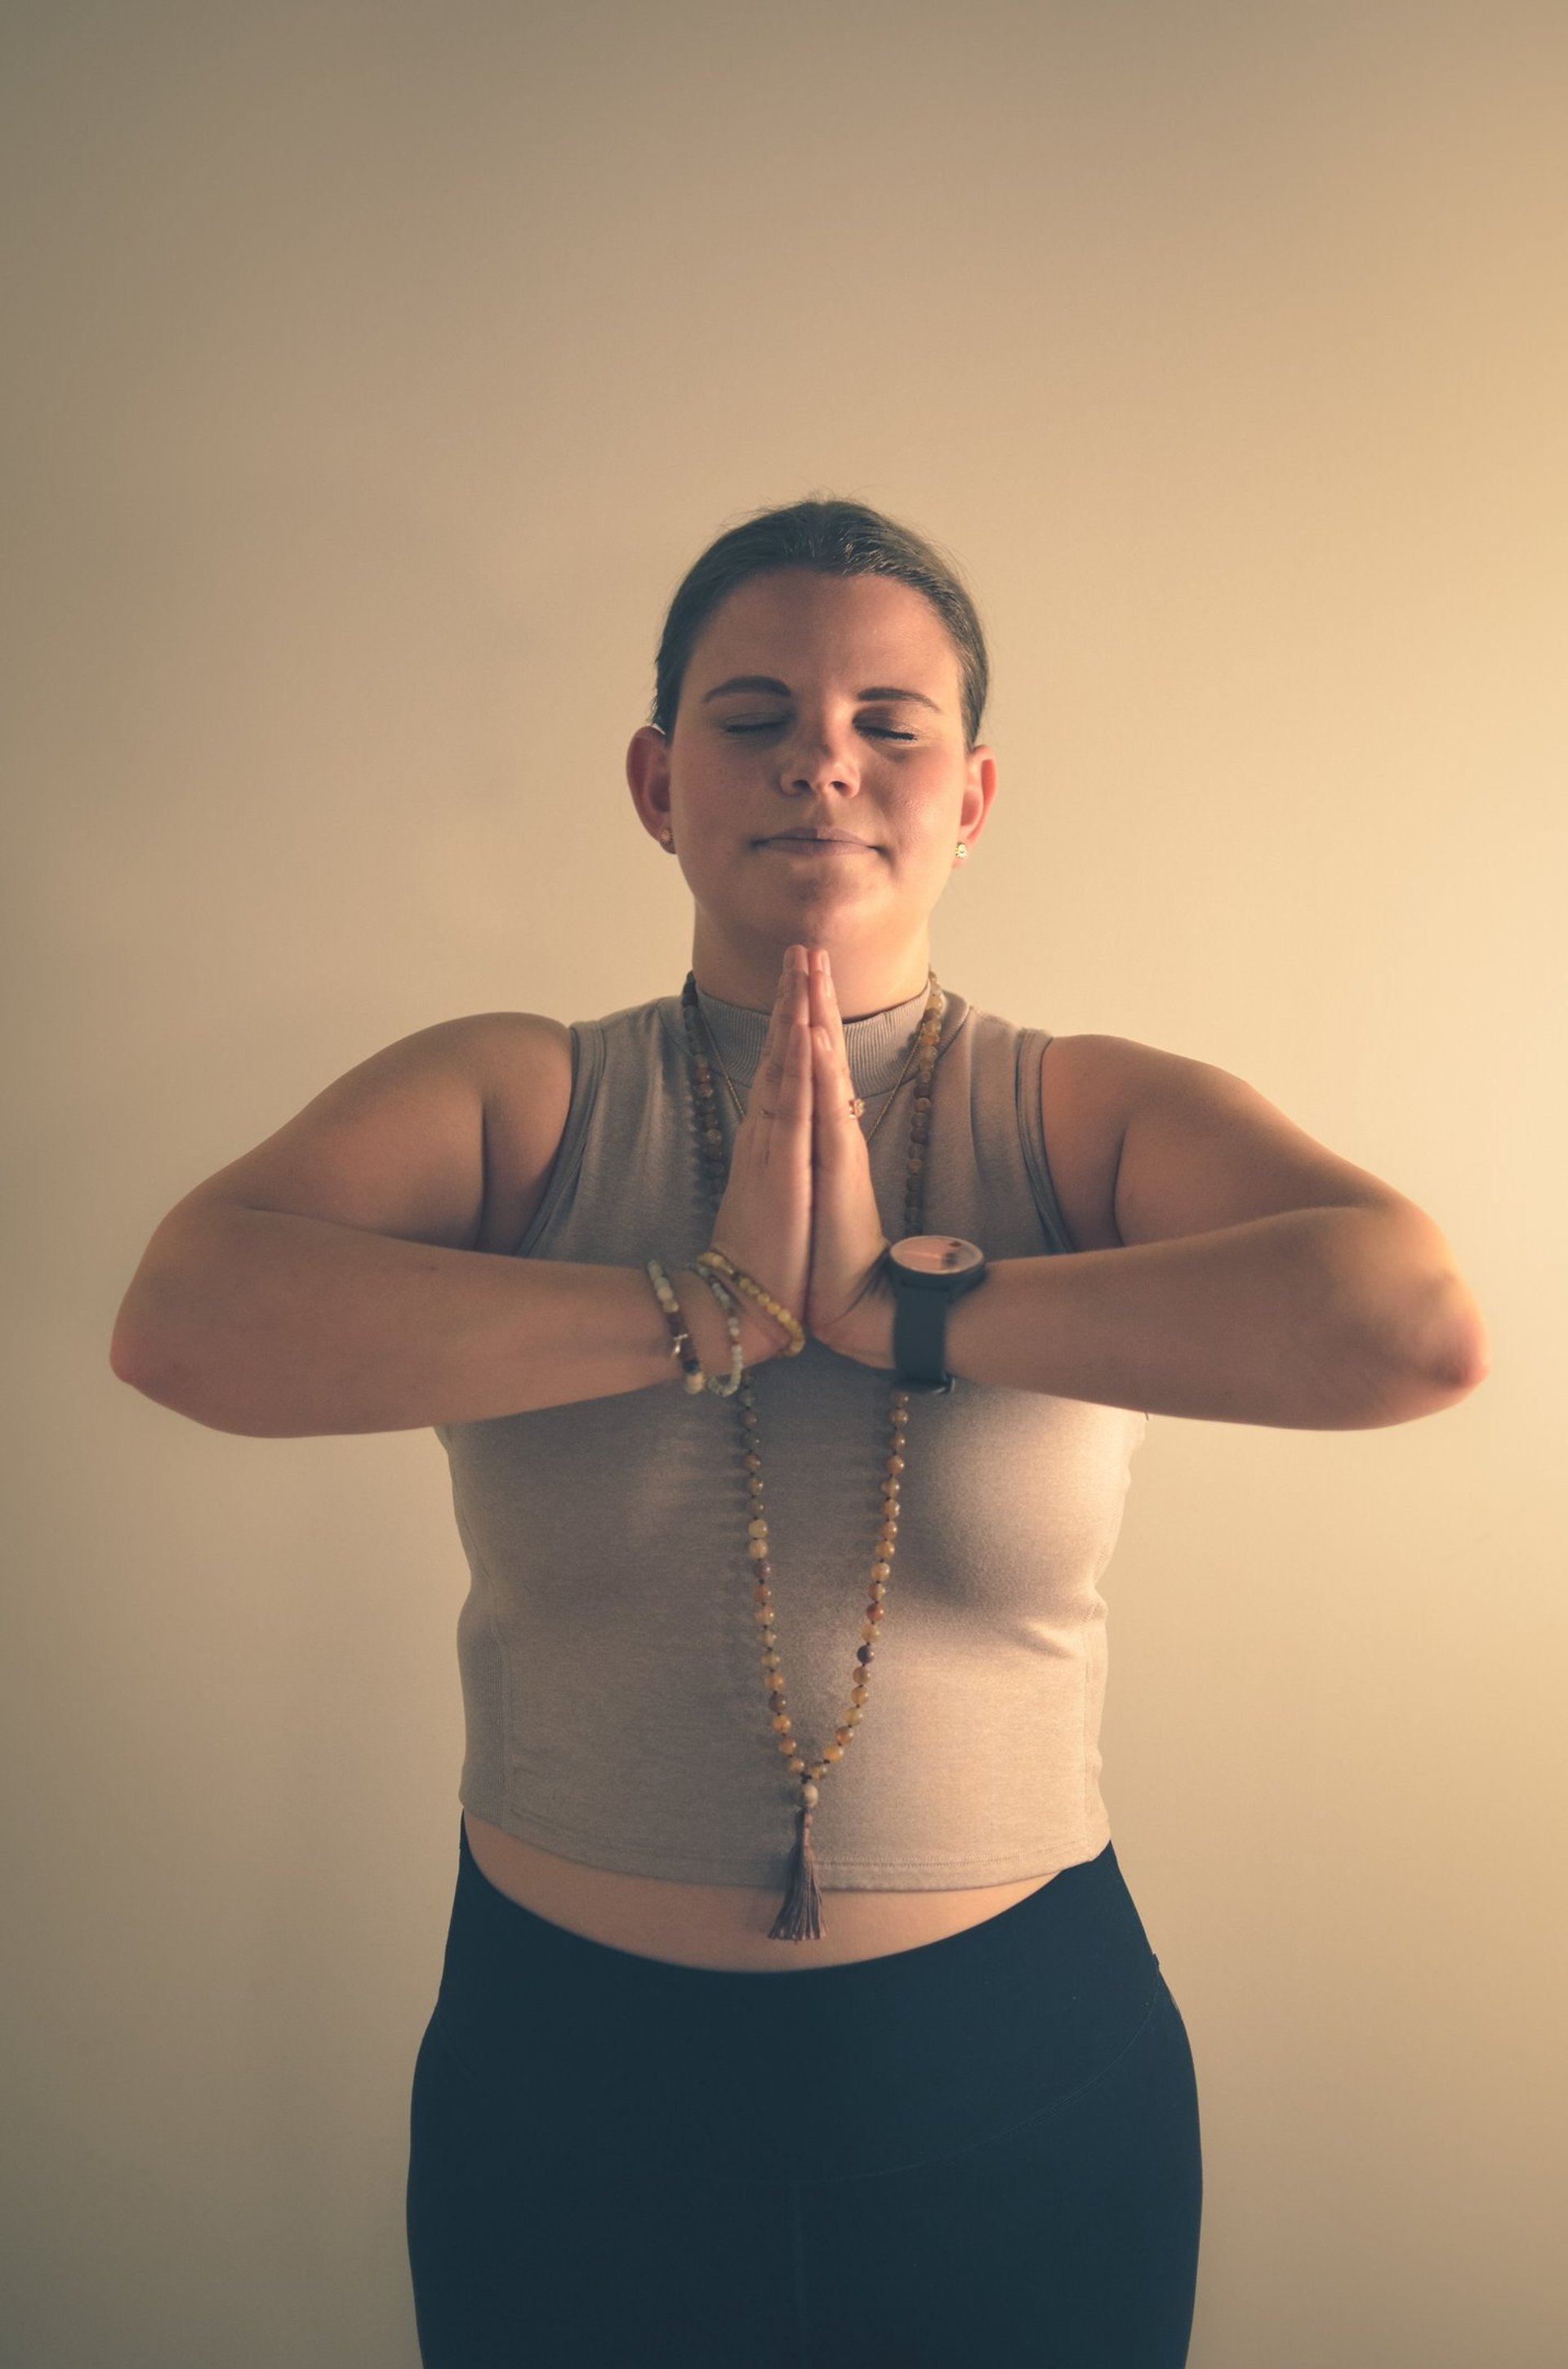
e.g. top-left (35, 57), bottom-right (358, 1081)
top-left (461, 1809), bottom-right (1061, 1974)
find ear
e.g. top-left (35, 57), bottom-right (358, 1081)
top-left (626, 725), bottom-right (672, 843)
top-left (960, 746), bottom-right (999, 847)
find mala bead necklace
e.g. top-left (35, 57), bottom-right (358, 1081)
top-left (662, 966), bottom-right (946, 1941)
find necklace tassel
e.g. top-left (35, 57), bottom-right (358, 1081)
top-left (768, 1802), bottom-right (824, 1941)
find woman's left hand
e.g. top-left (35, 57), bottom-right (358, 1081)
top-left (803, 950), bottom-right (898, 1368)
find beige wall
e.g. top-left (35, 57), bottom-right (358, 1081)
top-left (5, 3), bottom-right (1564, 2362)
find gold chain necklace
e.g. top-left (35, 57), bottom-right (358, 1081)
top-left (678, 967), bottom-right (946, 1938)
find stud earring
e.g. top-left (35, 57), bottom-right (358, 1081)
top-left (660, 828), bottom-right (675, 848)
top-left (956, 841), bottom-right (969, 860)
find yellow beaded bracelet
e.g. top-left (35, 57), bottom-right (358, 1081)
top-left (686, 1263), bottom-right (747, 1397)
top-left (645, 1258), bottom-right (707, 1394)
top-left (694, 1246), bottom-right (807, 1356)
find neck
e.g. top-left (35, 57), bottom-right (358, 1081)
top-left (690, 920), bottom-right (934, 1020)
top-left (684, 970), bottom-right (944, 1104)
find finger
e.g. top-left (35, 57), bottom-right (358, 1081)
top-left (756, 946), bottom-right (805, 1098)
top-left (766, 947), bottom-right (798, 1051)
top-left (775, 947), bottom-right (808, 1033)
top-left (811, 949), bottom-right (842, 1046)
top-left (809, 1011), bottom-right (858, 1162)
top-left (772, 960), bottom-right (814, 1123)
top-left (810, 953), bottom-right (851, 1086)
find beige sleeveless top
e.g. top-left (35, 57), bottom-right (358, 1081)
top-left (434, 976), bottom-right (1147, 1889)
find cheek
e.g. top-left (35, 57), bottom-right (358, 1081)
top-left (904, 802), bottom-right (960, 854)
top-left (684, 756), bottom-right (747, 811)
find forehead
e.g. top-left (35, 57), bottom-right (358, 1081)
top-left (692, 569), bottom-right (957, 689)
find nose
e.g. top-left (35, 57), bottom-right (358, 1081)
top-left (782, 720), bottom-right (862, 798)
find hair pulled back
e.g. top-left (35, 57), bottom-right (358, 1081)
top-left (651, 494), bottom-right (990, 754)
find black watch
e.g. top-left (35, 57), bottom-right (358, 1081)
top-left (884, 1236), bottom-right (988, 1395)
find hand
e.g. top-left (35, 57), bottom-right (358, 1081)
top-left (697, 946), bottom-right (816, 1372)
top-left (803, 949), bottom-right (900, 1368)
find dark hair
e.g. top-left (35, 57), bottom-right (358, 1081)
top-left (651, 494), bottom-right (990, 753)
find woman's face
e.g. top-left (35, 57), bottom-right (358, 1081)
top-left (626, 569), bottom-right (996, 993)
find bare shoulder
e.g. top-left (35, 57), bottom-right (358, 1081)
top-left (1040, 1031), bottom-right (1419, 1254)
top-left (1036, 1033), bottom-right (1131, 1252)
top-left (155, 1008), bottom-right (573, 1265)
top-left (460, 1011), bottom-right (576, 1255)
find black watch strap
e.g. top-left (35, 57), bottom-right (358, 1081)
top-left (893, 1283), bottom-right (956, 1396)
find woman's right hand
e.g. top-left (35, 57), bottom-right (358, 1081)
top-left (677, 943), bottom-right (814, 1369)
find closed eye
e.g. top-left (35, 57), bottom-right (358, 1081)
top-left (724, 722), bottom-right (916, 741)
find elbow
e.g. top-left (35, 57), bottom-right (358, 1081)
top-left (1325, 1212), bottom-right (1489, 1425)
top-left (109, 1281), bottom-right (176, 1393)
top-left (1416, 1268), bottom-right (1490, 1396)
top-left (107, 1332), bottom-right (248, 1432)
top-left (109, 1319), bottom-right (172, 1403)
top-left (1384, 1270), bottom-right (1490, 1421)
top-left (109, 1305), bottom-right (149, 1388)
top-left (109, 1306), bottom-right (188, 1410)
top-left (1431, 1316), bottom-right (1490, 1403)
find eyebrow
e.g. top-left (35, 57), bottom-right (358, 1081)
top-left (700, 674), bottom-right (942, 714)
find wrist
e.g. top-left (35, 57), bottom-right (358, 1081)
top-left (827, 1269), bottom-right (899, 1369)
top-left (675, 1267), bottom-right (781, 1371)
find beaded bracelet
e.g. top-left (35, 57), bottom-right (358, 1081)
top-left (687, 1263), bottom-right (746, 1397)
top-left (694, 1247), bottom-right (807, 1357)
top-left (645, 1258), bottom-right (706, 1394)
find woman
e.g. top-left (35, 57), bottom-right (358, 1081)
top-left (111, 497), bottom-right (1489, 2367)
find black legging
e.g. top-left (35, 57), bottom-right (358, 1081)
top-left (407, 1816), bottom-right (1202, 2366)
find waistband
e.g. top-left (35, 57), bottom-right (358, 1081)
top-left (430, 1818), bottom-right (1162, 2184)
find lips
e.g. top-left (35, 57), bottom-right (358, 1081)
top-left (767, 832), bottom-right (871, 846)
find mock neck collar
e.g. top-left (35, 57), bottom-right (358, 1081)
top-left (688, 972), bottom-right (943, 1096)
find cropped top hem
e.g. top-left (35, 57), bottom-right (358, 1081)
top-left (459, 1790), bottom-right (1114, 1893)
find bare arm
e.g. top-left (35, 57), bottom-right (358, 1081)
top-left (963, 1038), bottom-right (1489, 1427)
top-left (938, 1205), bottom-right (1486, 1429)
top-left (111, 1208), bottom-right (757, 1436)
top-left (834, 1032), bottom-right (1489, 1430)
top-left (108, 1015), bottom-right (768, 1438)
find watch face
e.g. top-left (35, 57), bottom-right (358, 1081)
top-left (892, 1235), bottom-right (985, 1277)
